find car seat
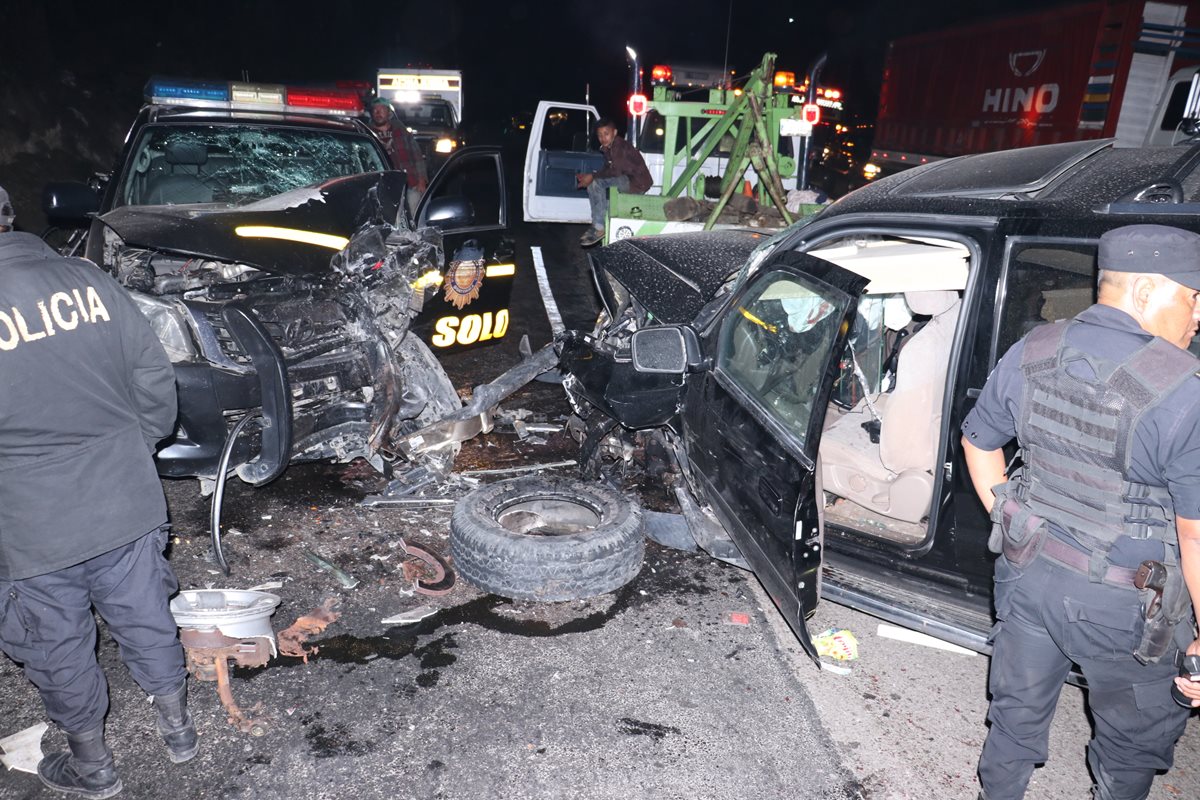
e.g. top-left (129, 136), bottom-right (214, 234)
top-left (144, 142), bottom-right (213, 205)
top-left (819, 290), bottom-right (961, 524)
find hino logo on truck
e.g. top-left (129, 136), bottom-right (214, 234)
top-left (982, 84), bottom-right (1059, 114)
top-left (1008, 50), bottom-right (1046, 77)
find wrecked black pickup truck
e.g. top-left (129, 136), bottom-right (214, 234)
top-left (404, 138), bottom-right (1200, 664)
top-left (43, 80), bottom-right (514, 494)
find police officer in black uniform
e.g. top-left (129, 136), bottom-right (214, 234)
top-left (962, 224), bottom-right (1200, 800)
top-left (0, 185), bottom-right (198, 798)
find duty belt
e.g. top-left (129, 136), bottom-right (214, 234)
top-left (1041, 536), bottom-right (1139, 587)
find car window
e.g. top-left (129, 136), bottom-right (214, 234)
top-left (394, 101), bottom-right (455, 129)
top-left (994, 241), bottom-right (1096, 363)
top-left (718, 269), bottom-right (850, 448)
top-left (1159, 79), bottom-right (1193, 132)
top-left (422, 152), bottom-right (503, 229)
top-left (540, 107), bottom-right (595, 152)
top-left (118, 123), bottom-right (388, 208)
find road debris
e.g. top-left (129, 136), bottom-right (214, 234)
top-left (0, 722), bottom-right (48, 774)
top-left (819, 661), bottom-right (854, 676)
top-left (458, 459), bottom-right (577, 477)
top-left (302, 549), bottom-right (360, 589)
top-left (171, 590), bottom-right (282, 737)
top-left (876, 624), bottom-right (977, 656)
top-left (813, 628), bottom-right (860, 662)
top-left (399, 539), bottom-right (456, 596)
top-left (725, 612), bottom-right (752, 626)
top-left (642, 510), bottom-right (698, 552)
top-left (278, 598), bottom-right (342, 663)
top-left (380, 605), bottom-right (439, 625)
top-left (361, 495), bottom-right (459, 508)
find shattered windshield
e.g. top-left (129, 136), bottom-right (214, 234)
top-left (117, 123), bottom-right (388, 208)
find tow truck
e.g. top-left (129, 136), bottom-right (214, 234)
top-left (523, 53), bottom-right (828, 243)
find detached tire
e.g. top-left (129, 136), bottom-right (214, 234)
top-left (451, 476), bottom-right (644, 601)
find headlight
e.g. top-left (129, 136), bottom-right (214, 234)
top-left (434, 138), bottom-right (457, 154)
top-left (130, 292), bottom-right (198, 363)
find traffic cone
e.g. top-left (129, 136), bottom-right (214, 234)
top-left (743, 180), bottom-right (753, 197)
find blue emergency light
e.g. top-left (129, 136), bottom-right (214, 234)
top-left (144, 77), bottom-right (231, 105)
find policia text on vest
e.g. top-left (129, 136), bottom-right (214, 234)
top-left (0, 285), bottom-right (111, 351)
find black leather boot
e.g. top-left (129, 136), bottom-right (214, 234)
top-left (37, 725), bottom-right (122, 798)
top-left (153, 681), bottom-right (199, 763)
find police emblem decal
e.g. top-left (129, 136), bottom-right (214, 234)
top-left (443, 257), bottom-right (486, 310)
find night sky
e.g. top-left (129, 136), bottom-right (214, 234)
top-left (5, 0), bottom-right (1066, 126)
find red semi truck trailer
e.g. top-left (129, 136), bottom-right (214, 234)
top-left (868, 0), bottom-right (1200, 178)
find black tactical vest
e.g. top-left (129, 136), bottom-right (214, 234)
top-left (1011, 320), bottom-right (1198, 551)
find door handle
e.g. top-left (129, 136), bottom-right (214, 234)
top-left (758, 478), bottom-right (783, 516)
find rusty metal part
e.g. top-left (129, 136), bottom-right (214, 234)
top-left (178, 628), bottom-right (272, 736)
top-left (400, 539), bottom-right (456, 596)
top-left (277, 598), bottom-right (342, 662)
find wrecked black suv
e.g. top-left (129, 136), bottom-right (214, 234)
top-left (44, 79), bottom-right (514, 488)
top-left (543, 138), bottom-right (1200, 660)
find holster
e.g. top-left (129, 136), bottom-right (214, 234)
top-left (1134, 560), bottom-right (1191, 665)
top-left (989, 481), bottom-right (1048, 567)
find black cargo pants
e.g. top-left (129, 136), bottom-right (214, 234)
top-left (978, 553), bottom-right (1191, 800)
top-left (0, 528), bottom-right (187, 734)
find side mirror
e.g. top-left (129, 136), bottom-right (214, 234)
top-left (43, 182), bottom-right (101, 222)
top-left (631, 326), bottom-right (703, 374)
top-left (423, 196), bottom-right (474, 229)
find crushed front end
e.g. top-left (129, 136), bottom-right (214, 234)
top-left (98, 178), bottom-right (461, 488)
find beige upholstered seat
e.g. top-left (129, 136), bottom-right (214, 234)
top-left (820, 290), bottom-right (961, 524)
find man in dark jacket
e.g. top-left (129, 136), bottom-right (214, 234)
top-left (575, 118), bottom-right (652, 247)
top-left (0, 186), bottom-right (196, 799)
top-left (370, 98), bottom-right (429, 205)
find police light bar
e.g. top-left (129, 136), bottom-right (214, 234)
top-left (146, 78), bottom-right (362, 116)
top-left (145, 77), bottom-right (230, 108)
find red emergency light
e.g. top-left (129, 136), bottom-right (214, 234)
top-left (651, 65), bottom-right (673, 84)
top-left (286, 87), bottom-right (363, 112)
top-left (801, 103), bottom-right (821, 125)
top-left (628, 93), bottom-right (649, 116)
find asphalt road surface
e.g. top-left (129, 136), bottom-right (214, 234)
top-left (2, 218), bottom-right (1199, 799)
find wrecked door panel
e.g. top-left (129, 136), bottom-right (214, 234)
top-left (683, 254), bottom-right (866, 662)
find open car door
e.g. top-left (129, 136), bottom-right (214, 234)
top-left (523, 101), bottom-right (602, 223)
top-left (411, 146), bottom-right (516, 353)
top-left (681, 252), bottom-right (866, 662)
